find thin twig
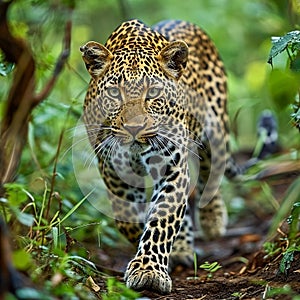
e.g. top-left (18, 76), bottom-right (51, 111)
top-left (40, 9), bottom-right (73, 222)
top-left (34, 12), bottom-right (72, 104)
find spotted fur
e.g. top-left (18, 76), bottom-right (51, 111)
top-left (80, 19), bottom-right (240, 294)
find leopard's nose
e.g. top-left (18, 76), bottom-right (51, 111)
top-left (123, 123), bottom-right (146, 137)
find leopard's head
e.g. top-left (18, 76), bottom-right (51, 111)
top-left (80, 19), bottom-right (189, 153)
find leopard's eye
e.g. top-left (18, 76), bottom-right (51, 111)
top-left (107, 87), bottom-right (121, 98)
top-left (146, 87), bottom-right (161, 99)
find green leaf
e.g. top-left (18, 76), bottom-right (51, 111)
top-left (16, 288), bottom-right (52, 300)
top-left (52, 226), bottom-right (59, 249)
top-left (0, 50), bottom-right (14, 76)
top-left (268, 177), bottom-right (300, 238)
top-left (12, 249), bottom-right (32, 271)
top-left (266, 285), bottom-right (294, 297)
top-left (4, 183), bottom-right (28, 207)
top-left (194, 252), bottom-right (197, 278)
top-left (279, 251), bottom-right (294, 275)
top-left (290, 52), bottom-right (300, 72)
top-left (209, 262), bottom-right (222, 272)
top-left (268, 31), bottom-right (300, 65)
top-left (268, 69), bottom-right (299, 110)
top-left (287, 202), bottom-right (300, 240)
top-left (291, 100), bottom-right (300, 130)
top-left (59, 191), bottom-right (92, 224)
top-left (17, 211), bottom-right (35, 227)
top-left (10, 206), bottom-right (35, 227)
top-left (291, 41), bottom-right (300, 52)
top-left (0, 60), bottom-right (14, 76)
top-left (102, 277), bottom-right (140, 300)
top-left (199, 261), bottom-right (222, 273)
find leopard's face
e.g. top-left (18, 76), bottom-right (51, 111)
top-left (88, 73), bottom-right (179, 148)
top-left (81, 20), bottom-right (189, 153)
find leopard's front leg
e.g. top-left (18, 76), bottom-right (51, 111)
top-left (125, 148), bottom-right (190, 294)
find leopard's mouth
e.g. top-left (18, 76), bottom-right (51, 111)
top-left (119, 139), bottom-right (152, 153)
top-left (129, 141), bottom-right (146, 152)
top-left (117, 130), bottom-right (157, 147)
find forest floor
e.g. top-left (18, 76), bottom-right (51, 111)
top-left (89, 169), bottom-right (300, 300)
top-left (91, 216), bottom-right (300, 300)
top-left (5, 153), bottom-right (298, 299)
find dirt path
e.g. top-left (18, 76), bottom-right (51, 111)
top-left (92, 215), bottom-right (300, 299)
top-left (89, 167), bottom-right (300, 299)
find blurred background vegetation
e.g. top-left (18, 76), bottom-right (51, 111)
top-left (2, 0), bottom-right (299, 145)
top-left (0, 0), bottom-right (299, 298)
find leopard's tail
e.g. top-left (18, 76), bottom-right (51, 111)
top-left (243, 110), bottom-right (279, 171)
top-left (254, 110), bottom-right (279, 159)
top-left (226, 110), bottom-right (279, 179)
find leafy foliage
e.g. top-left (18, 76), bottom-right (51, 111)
top-left (287, 201), bottom-right (300, 241)
top-left (291, 99), bottom-right (300, 131)
top-left (268, 30), bottom-right (300, 67)
top-left (0, 0), bottom-right (299, 299)
top-left (0, 53), bottom-right (14, 76)
top-left (265, 284), bottom-right (300, 299)
top-left (101, 278), bottom-right (141, 300)
top-left (268, 30), bottom-right (300, 130)
top-left (278, 201), bottom-right (300, 277)
top-left (199, 261), bottom-right (222, 279)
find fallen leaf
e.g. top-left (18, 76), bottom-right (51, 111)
top-left (86, 276), bottom-right (101, 292)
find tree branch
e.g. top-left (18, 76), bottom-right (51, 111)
top-left (34, 13), bottom-right (72, 103)
top-left (0, 0), bottom-right (72, 195)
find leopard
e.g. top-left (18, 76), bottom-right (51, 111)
top-left (80, 19), bottom-right (242, 294)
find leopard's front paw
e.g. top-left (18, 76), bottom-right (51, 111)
top-left (124, 257), bottom-right (172, 294)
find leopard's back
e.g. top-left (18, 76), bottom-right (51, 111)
top-left (154, 20), bottom-right (228, 121)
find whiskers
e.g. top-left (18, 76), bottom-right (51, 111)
top-left (96, 135), bottom-right (119, 174)
top-left (156, 125), bottom-right (204, 161)
top-left (82, 124), bottom-right (117, 171)
top-left (61, 123), bottom-right (92, 161)
top-left (65, 121), bottom-right (117, 171)
top-left (68, 119), bottom-right (203, 178)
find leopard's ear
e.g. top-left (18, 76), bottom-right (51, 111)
top-left (80, 41), bottom-right (113, 79)
top-left (158, 41), bottom-right (188, 80)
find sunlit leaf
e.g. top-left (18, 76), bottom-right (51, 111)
top-left (102, 277), bottom-right (140, 300)
top-left (11, 207), bottom-right (35, 227)
top-left (268, 177), bottom-right (300, 237)
top-left (268, 31), bottom-right (300, 65)
top-left (12, 249), bottom-right (32, 271)
top-left (268, 69), bottom-right (299, 110)
top-left (245, 61), bottom-right (267, 91)
top-left (4, 183), bottom-right (28, 207)
top-left (52, 226), bottom-right (59, 249)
